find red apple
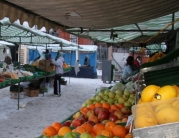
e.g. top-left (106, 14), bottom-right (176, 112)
top-left (61, 121), bottom-right (71, 127)
top-left (110, 110), bottom-right (116, 116)
top-left (98, 111), bottom-right (110, 121)
top-left (94, 107), bottom-right (103, 116)
top-left (121, 107), bottom-right (131, 115)
top-left (86, 120), bottom-right (95, 126)
top-left (71, 118), bottom-right (83, 127)
top-left (109, 115), bottom-right (118, 122)
top-left (88, 115), bottom-right (99, 124)
top-left (79, 114), bottom-right (88, 123)
top-left (122, 117), bottom-right (128, 122)
top-left (114, 110), bottom-right (123, 120)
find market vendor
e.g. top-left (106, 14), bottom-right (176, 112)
top-left (44, 49), bottom-right (51, 60)
top-left (121, 56), bottom-right (138, 81)
top-left (84, 55), bottom-right (90, 67)
top-left (3, 48), bottom-right (12, 69)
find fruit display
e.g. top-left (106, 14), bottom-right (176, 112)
top-left (147, 52), bottom-right (165, 63)
top-left (38, 81), bottom-right (137, 138)
top-left (133, 84), bottom-right (179, 129)
top-left (63, 63), bottom-right (71, 69)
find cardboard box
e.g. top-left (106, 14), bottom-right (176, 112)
top-left (38, 60), bottom-right (54, 72)
top-left (10, 91), bottom-right (25, 99)
top-left (25, 88), bottom-right (39, 97)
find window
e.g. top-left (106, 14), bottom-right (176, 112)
top-left (70, 34), bottom-right (78, 44)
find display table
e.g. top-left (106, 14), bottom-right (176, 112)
top-left (63, 66), bottom-right (97, 79)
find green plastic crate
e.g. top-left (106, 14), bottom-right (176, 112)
top-left (19, 77), bottom-right (26, 81)
top-left (26, 76), bottom-right (34, 81)
top-left (11, 79), bottom-right (19, 84)
top-left (0, 82), bottom-right (3, 88)
top-left (4, 79), bottom-right (11, 85)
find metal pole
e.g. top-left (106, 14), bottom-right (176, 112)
top-left (17, 36), bottom-right (21, 110)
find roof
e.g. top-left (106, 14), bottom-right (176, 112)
top-left (1, 1), bottom-right (179, 45)
top-left (1, 0), bottom-right (179, 30)
top-left (0, 17), bottom-right (79, 47)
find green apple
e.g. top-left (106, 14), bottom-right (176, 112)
top-left (115, 89), bottom-right (123, 95)
top-left (124, 91), bottom-right (131, 96)
top-left (118, 97), bottom-right (126, 104)
top-left (104, 89), bottom-right (110, 95)
top-left (64, 132), bottom-right (77, 138)
top-left (91, 96), bottom-right (96, 101)
top-left (52, 135), bottom-right (63, 138)
top-left (82, 102), bottom-right (87, 107)
top-left (107, 98), bottom-right (114, 104)
top-left (96, 135), bottom-right (108, 138)
top-left (101, 100), bottom-right (106, 103)
top-left (99, 92), bottom-right (105, 97)
top-left (113, 136), bottom-right (120, 138)
top-left (108, 92), bottom-right (116, 98)
top-left (124, 101), bottom-right (132, 107)
top-left (42, 136), bottom-right (50, 138)
top-left (103, 95), bottom-right (109, 100)
top-left (85, 99), bottom-right (93, 105)
top-left (129, 94), bottom-right (135, 98)
top-left (80, 132), bottom-right (92, 138)
top-left (115, 94), bottom-right (122, 99)
top-left (123, 95), bottom-right (129, 100)
top-left (95, 95), bottom-right (103, 102)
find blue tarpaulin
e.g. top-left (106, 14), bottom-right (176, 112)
top-left (29, 49), bottom-right (97, 72)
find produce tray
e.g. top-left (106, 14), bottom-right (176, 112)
top-left (133, 122), bottom-right (179, 138)
top-left (19, 77), bottom-right (26, 81)
top-left (137, 61), bottom-right (179, 92)
top-left (141, 48), bottom-right (179, 68)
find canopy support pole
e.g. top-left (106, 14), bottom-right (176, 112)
top-left (17, 36), bottom-right (21, 110)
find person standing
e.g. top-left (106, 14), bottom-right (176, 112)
top-left (134, 56), bottom-right (141, 69)
top-left (121, 56), bottom-right (138, 81)
top-left (50, 52), bottom-right (64, 96)
top-left (74, 59), bottom-right (80, 76)
top-left (84, 55), bottom-right (90, 67)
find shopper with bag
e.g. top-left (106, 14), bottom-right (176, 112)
top-left (50, 52), bottom-right (64, 97)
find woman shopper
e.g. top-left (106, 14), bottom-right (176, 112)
top-left (121, 56), bottom-right (138, 81)
top-left (51, 52), bottom-right (64, 96)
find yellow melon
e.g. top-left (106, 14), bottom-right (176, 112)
top-left (172, 100), bottom-right (179, 109)
top-left (152, 85), bottom-right (177, 102)
top-left (155, 106), bottom-right (179, 124)
top-left (141, 85), bottom-right (160, 102)
top-left (134, 113), bottom-right (158, 128)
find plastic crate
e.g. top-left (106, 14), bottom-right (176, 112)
top-left (0, 82), bottom-right (3, 88)
top-left (11, 79), bottom-right (19, 84)
top-left (19, 77), bottom-right (26, 81)
top-left (26, 76), bottom-right (34, 81)
top-left (4, 79), bottom-right (11, 85)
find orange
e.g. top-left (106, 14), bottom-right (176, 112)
top-left (76, 126), bottom-right (86, 134)
top-left (81, 107), bottom-right (91, 115)
top-left (141, 85), bottom-right (160, 102)
top-left (81, 123), bottom-right (93, 133)
top-left (58, 126), bottom-right (71, 136)
top-left (88, 104), bottom-right (96, 110)
top-left (42, 126), bottom-right (57, 137)
top-left (100, 129), bottom-right (113, 138)
top-left (110, 105), bottom-right (120, 111)
top-left (117, 103), bottom-right (124, 109)
top-left (105, 121), bottom-right (116, 131)
top-left (95, 102), bottom-right (103, 108)
top-left (102, 102), bottom-right (110, 110)
top-left (93, 123), bottom-right (105, 135)
top-left (51, 122), bottom-right (61, 132)
top-left (112, 125), bottom-right (127, 138)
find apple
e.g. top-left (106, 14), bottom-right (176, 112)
top-left (115, 89), bottom-right (123, 95)
top-left (42, 136), bottom-right (50, 138)
top-left (94, 107), bottom-right (103, 116)
top-left (121, 107), bottom-right (131, 115)
top-left (110, 110), bottom-right (116, 116)
top-left (118, 97), bottom-right (126, 104)
top-left (85, 99), bottom-right (94, 105)
top-left (96, 135), bottom-right (107, 138)
top-left (114, 110), bottom-right (123, 119)
top-left (63, 132), bottom-right (77, 138)
top-left (88, 115), bottom-right (99, 124)
top-left (61, 121), bottom-right (71, 127)
top-left (98, 111), bottom-right (110, 121)
top-left (86, 110), bottom-right (95, 118)
top-left (79, 114), bottom-right (88, 123)
top-left (124, 101), bottom-right (132, 107)
top-left (108, 92), bottom-right (116, 98)
top-left (104, 89), bottom-right (110, 95)
top-left (86, 120), bottom-right (95, 126)
top-left (123, 95), bottom-right (129, 100)
top-left (107, 98), bottom-right (114, 104)
top-left (109, 115), bottom-right (118, 122)
top-left (122, 117), bottom-right (128, 122)
top-left (124, 91), bottom-right (131, 96)
top-left (103, 95), bottom-right (109, 101)
top-left (101, 120), bottom-right (110, 125)
top-left (71, 118), bottom-right (83, 127)
top-left (115, 120), bottom-right (122, 123)
top-left (80, 132), bottom-right (92, 138)
top-left (73, 112), bottom-right (81, 119)
top-left (95, 95), bottom-right (103, 102)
